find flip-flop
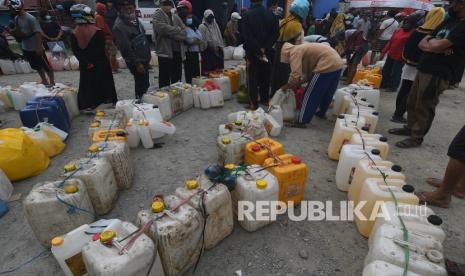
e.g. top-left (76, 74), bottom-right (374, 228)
top-left (446, 259), bottom-right (465, 276)
top-left (415, 191), bottom-right (450, 208)
top-left (426, 177), bottom-right (442, 188)
top-left (388, 128), bottom-right (411, 136)
top-left (396, 138), bottom-right (422, 148)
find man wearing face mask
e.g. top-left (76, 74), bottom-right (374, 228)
top-left (153, 0), bottom-right (187, 87)
top-left (389, 0), bottom-right (465, 148)
top-left (113, 0), bottom-right (151, 98)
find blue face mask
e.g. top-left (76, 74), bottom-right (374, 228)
top-left (45, 15), bottom-right (51, 21)
top-left (186, 18), bottom-right (193, 25)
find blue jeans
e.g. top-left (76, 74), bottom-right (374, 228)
top-left (381, 56), bottom-right (404, 90)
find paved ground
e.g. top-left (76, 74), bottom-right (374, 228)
top-left (1, 64), bottom-right (464, 275)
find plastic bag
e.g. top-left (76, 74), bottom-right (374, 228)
top-left (233, 45), bottom-right (245, 60)
top-left (0, 59), bottom-right (17, 75)
top-left (150, 51), bottom-right (158, 66)
top-left (63, 57), bottom-right (71, 70)
top-left (19, 59), bottom-right (33, 73)
top-left (0, 128), bottom-right (50, 181)
top-left (70, 56), bottom-right (79, 70)
top-left (223, 46), bottom-right (234, 60)
top-left (202, 80), bottom-right (220, 91)
top-left (50, 56), bottom-right (65, 71)
top-left (22, 127), bottom-right (65, 157)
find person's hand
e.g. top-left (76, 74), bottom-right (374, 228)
top-left (136, 63), bottom-right (145, 74)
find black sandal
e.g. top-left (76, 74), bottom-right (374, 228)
top-left (388, 127), bottom-right (411, 136)
top-left (395, 138), bottom-right (422, 148)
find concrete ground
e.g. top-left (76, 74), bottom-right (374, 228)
top-left (0, 63), bottom-right (464, 275)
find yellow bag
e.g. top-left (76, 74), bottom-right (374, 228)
top-left (24, 128), bottom-right (66, 157)
top-left (0, 128), bottom-right (50, 181)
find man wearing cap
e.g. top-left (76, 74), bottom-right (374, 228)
top-left (223, 12), bottom-right (241, 47)
top-left (113, 0), bottom-right (151, 98)
top-left (153, 0), bottom-right (187, 87)
top-left (7, 0), bottom-right (55, 86)
top-left (390, 0), bottom-right (465, 148)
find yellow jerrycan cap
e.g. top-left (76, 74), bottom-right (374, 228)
top-left (90, 121), bottom-right (100, 128)
top-left (224, 164), bottom-right (236, 170)
top-left (88, 144), bottom-right (99, 153)
top-left (64, 163), bottom-right (77, 172)
top-left (256, 179), bottom-right (268, 189)
top-left (51, 236), bottom-right (64, 247)
top-left (63, 183), bottom-right (79, 194)
top-left (186, 180), bottom-right (199, 190)
top-left (95, 111), bottom-right (105, 117)
top-left (234, 120), bottom-right (242, 126)
top-left (100, 230), bottom-right (116, 244)
top-left (138, 120), bottom-right (149, 126)
top-left (152, 201), bottom-right (165, 213)
top-left (222, 137), bottom-right (231, 145)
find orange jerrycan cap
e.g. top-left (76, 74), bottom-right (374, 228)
top-left (222, 137), bottom-right (231, 145)
top-left (88, 144), bottom-right (99, 153)
top-left (402, 185), bottom-right (415, 193)
top-left (256, 179), bottom-right (268, 189)
top-left (379, 136), bottom-right (388, 142)
top-left (100, 230), bottom-right (116, 244)
top-left (291, 156), bottom-right (302, 164)
top-left (95, 110), bottom-right (105, 117)
top-left (186, 180), bottom-right (199, 190)
top-left (152, 201), bottom-right (165, 213)
top-left (427, 215), bottom-right (443, 226)
top-left (51, 236), bottom-right (64, 247)
top-left (225, 164), bottom-right (236, 170)
top-left (64, 183), bottom-right (79, 194)
top-left (64, 163), bottom-right (77, 172)
top-left (251, 144), bottom-right (261, 152)
top-left (391, 165), bottom-right (402, 172)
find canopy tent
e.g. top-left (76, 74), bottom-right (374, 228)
top-left (349, 0), bottom-right (434, 10)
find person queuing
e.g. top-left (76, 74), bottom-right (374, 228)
top-left (306, 16), bottom-right (316, 36)
top-left (104, 0), bottom-right (118, 30)
top-left (113, 0), bottom-right (151, 98)
top-left (223, 12), bottom-right (242, 47)
top-left (70, 4), bottom-right (117, 111)
top-left (329, 13), bottom-right (346, 55)
top-left (415, 125), bottom-right (465, 208)
top-left (270, 1), bottom-right (307, 94)
top-left (7, 0), bottom-right (55, 86)
top-left (241, 0), bottom-right (279, 109)
top-left (370, 10), bottom-right (399, 65)
top-left (355, 12), bottom-right (371, 39)
top-left (389, 0), bottom-right (465, 148)
top-left (280, 42), bottom-right (343, 127)
top-left (153, 0), bottom-right (186, 87)
top-left (95, 3), bottom-right (119, 72)
top-left (39, 10), bottom-right (63, 44)
top-left (341, 29), bottom-right (369, 85)
top-left (379, 17), bottom-right (415, 91)
top-left (177, 0), bottom-right (205, 84)
top-left (198, 9), bottom-right (225, 75)
top-left (391, 7), bottom-right (445, 123)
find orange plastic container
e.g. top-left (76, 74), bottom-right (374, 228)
top-left (92, 129), bottom-right (128, 143)
top-left (263, 154), bottom-right (308, 205)
top-left (223, 69), bottom-right (240, 94)
top-left (244, 138), bottom-right (285, 165)
top-left (353, 70), bottom-right (368, 83)
top-left (367, 74), bottom-right (382, 89)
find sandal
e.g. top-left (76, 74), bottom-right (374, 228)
top-left (415, 191), bottom-right (450, 208)
top-left (388, 127), bottom-right (411, 136)
top-left (285, 122), bottom-right (307, 128)
top-left (395, 138), bottom-right (422, 148)
top-left (446, 259), bottom-right (465, 276)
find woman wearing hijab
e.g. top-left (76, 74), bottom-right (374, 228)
top-left (95, 2), bottom-right (119, 72)
top-left (198, 9), bottom-right (224, 75)
top-left (70, 4), bottom-right (117, 111)
top-left (329, 13), bottom-right (346, 55)
top-left (390, 7), bottom-right (445, 123)
top-left (270, 0), bottom-right (307, 94)
top-left (224, 12), bottom-right (242, 47)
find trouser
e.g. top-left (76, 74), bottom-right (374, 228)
top-left (247, 58), bottom-right (271, 108)
top-left (184, 51), bottom-right (200, 84)
top-left (381, 56), bottom-right (403, 90)
top-left (128, 62), bottom-right (150, 99)
top-left (452, 60), bottom-right (465, 86)
top-left (270, 42), bottom-right (290, 96)
top-left (298, 70), bottom-right (342, 124)
top-left (393, 79), bottom-right (413, 118)
top-left (406, 71), bottom-right (449, 142)
top-left (158, 51), bottom-right (182, 87)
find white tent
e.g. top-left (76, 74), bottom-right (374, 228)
top-left (349, 0), bottom-right (434, 10)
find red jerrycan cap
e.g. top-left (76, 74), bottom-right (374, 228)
top-left (251, 144), bottom-right (261, 152)
top-left (291, 156), bottom-right (302, 164)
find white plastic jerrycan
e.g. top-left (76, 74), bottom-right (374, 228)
top-left (137, 195), bottom-right (204, 276)
top-left (115, 99), bottom-right (136, 118)
top-left (228, 108), bottom-right (266, 125)
top-left (348, 159), bottom-right (405, 205)
top-left (192, 76), bottom-right (210, 87)
top-left (350, 133), bottom-right (389, 159)
top-left (268, 105), bottom-right (284, 128)
top-left (171, 82), bottom-right (194, 110)
top-left (269, 89), bottom-right (296, 121)
top-left (23, 179), bottom-right (95, 247)
top-left (87, 142), bottom-right (133, 190)
top-left (355, 179), bottom-right (419, 238)
top-left (365, 224), bottom-right (447, 276)
top-left (350, 108), bottom-right (379, 134)
top-left (335, 145), bottom-right (382, 192)
top-left (327, 114), bottom-right (367, 160)
top-left (212, 75), bottom-right (232, 100)
top-left (370, 202), bottom-right (446, 244)
top-left (209, 89), bottom-right (225, 107)
top-left (231, 165), bottom-right (279, 232)
top-left (264, 113), bottom-right (282, 137)
top-left (175, 175), bottom-right (233, 249)
top-left (340, 94), bottom-right (372, 115)
top-left (137, 120), bottom-right (155, 149)
top-left (0, 169), bottom-right (13, 201)
top-left (217, 132), bottom-right (252, 165)
top-left (126, 119), bottom-right (140, 148)
top-left (198, 89), bottom-right (211, 109)
top-left (62, 158), bottom-right (118, 215)
top-left (142, 91), bottom-right (172, 120)
top-left (133, 103), bottom-right (163, 122)
top-left (333, 87), bottom-right (353, 115)
top-left (150, 120), bottom-right (176, 136)
top-left (363, 260), bottom-right (421, 276)
top-left (82, 220), bottom-right (163, 276)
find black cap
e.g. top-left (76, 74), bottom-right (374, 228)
top-left (373, 112), bottom-right (379, 116)
top-left (371, 149), bottom-right (380, 155)
top-left (402, 185), bottom-right (415, 193)
top-left (116, 131), bottom-right (127, 137)
top-left (391, 165), bottom-right (402, 172)
top-left (427, 215), bottom-right (443, 226)
top-left (351, 92), bottom-right (357, 96)
top-left (153, 105), bottom-right (159, 108)
top-left (368, 104), bottom-right (375, 108)
top-left (379, 136), bottom-right (388, 142)
top-left (338, 115), bottom-right (345, 119)
top-left (361, 126), bottom-right (369, 131)
top-left (361, 98), bottom-right (367, 101)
